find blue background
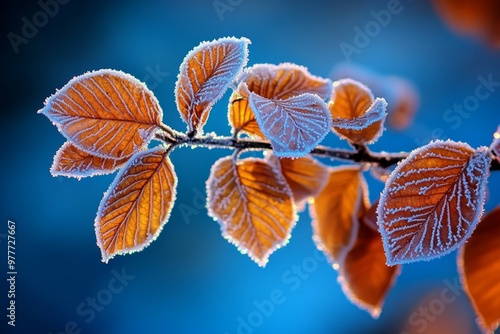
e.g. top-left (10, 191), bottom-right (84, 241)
top-left (2, 0), bottom-right (500, 333)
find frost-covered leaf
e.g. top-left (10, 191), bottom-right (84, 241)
top-left (245, 84), bottom-right (332, 157)
top-left (378, 140), bottom-right (491, 265)
top-left (51, 142), bottom-right (129, 178)
top-left (329, 78), bottom-right (386, 144)
top-left (311, 166), bottom-right (367, 266)
top-left (266, 153), bottom-right (329, 204)
top-left (458, 205), bottom-right (500, 334)
top-left (331, 98), bottom-right (387, 130)
top-left (228, 91), bottom-right (266, 138)
top-left (39, 69), bottom-right (163, 159)
top-left (206, 156), bottom-right (296, 267)
top-left (175, 37), bottom-right (250, 133)
top-left (331, 64), bottom-right (419, 131)
top-left (340, 199), bottom-right (401, 318)
top-left (95, 147), bottom-right (177, 263)
top-left (228, 63), bottom-right (332, 137)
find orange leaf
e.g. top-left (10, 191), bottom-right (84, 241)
top-left (340, 200), bottom-right (401, 318)
top-left (175, 37), bottom-right (250, 133)
top-left (228, 63), bottom-right (332, 137)
top-left (207, 156), bottom-right (296, 267)
top-left (95, 147), bottom-right (177, 263)
top-left (362, 198), bottom-right (380, 231)
top-left (378, 140), bottom-right (491, 265)
top-left (266, 153), bottom-right (329, 204)
top-left (329, 78), bottom-right (386, 144)
top-left (228, 91), bottom-right (265, 138)
top-left (311, 166), bottom-right (367, 266)
top-left (458, 205), bottom-right (500, 333)
top-left (432, 0), bottom-right (500, 48)
top-left (51, 142), bottom-right (129, 179)
top-left (39, 69), bottom-right (163, 159)
top-left (245, 84), bottom-right (331, 157)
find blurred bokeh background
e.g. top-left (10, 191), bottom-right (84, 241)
top-left (2, 0), bottom-right (500, 333)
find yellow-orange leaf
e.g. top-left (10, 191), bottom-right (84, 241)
top-left (458, 206), bottom-right (500, 334)
top-left (228, 63), bottom-right (332, 137)
top-left (51, 142), bottom-right (129, 179)
top-left (266, 153), bottom-right (329, 204)
top-left (95, 147), bottom-right (177, 263)
top-left (39, 69), bottom-right (163, 159)
top-left (311, 166), bottom-right (367, 266)
top-left (378, 140), bottom-right (491, 265)
top-left (329, 78), bottom-right (385, 144)
top-left (207, 156), bottom-right (295, 267)
top-left (175, 37), bottom-right (250, 133)
top-left (340, 203), bottom-right (401, 318)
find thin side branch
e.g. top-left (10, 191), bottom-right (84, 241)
top-left (154, 132), bottom-right (500, 171)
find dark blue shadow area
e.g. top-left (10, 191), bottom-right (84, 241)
top-left (1, 0), bottom-right (499, 333)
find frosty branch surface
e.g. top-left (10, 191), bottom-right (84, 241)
top-left (155, 130), bottom-right (500, 171)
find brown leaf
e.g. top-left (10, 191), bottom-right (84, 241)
top-left (175, 37), bottom-right (250, 133)
top-left (39, 69), bottom-right (163, 159)
top-left (266, 153), bottom-right (329, 204)
top-left (95, 147), bottom-right (177, 263)
top-left (458, 205), bottom-right (500, 333)
top-left (206, 156), bottom-right (295, 267)
top-left (311, 166), bottom-right (367, 266)
top-left (51, 142), bottom-right (129, 179)
top-left (340, 200), bottom-right (401, 318)
top-left (378, 140), bottom-right (491, 265)
top-left (228, 63), bottom-right (332, 137)
top-left (328, 78), bottom-right (385, 144)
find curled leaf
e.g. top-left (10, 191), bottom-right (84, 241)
top-left (228, 63), bottom-right (332, 137)
top-left (51, 142), bottom-right (128, 179)
top-left (340, 204), bottom-right (401, 318)
top-left (39, 69), bottom-right (163, 159)
top-left (175, 37), bottom-right (250, 133)
top-left (330, 98), bottom-right (387, 130)
top-left (329, 78), bottom-right (386, 144)
top-left (266, 153), bottom-right (329, 204)
top-left (246, 84), bottom-right (332, 157)
top-left (458, 206), bottom-right (500, 334)
top-left (311, 166), bottom-right (367, 266)
top-left (95, 147), bottom-right (177, 263)
top-left (206, 156), bottom-right (296, 267)
top-left (331, 63), bottom-right (419, 131)
top-left (378, 140), bottom-right (491, 265)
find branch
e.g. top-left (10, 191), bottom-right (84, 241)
top-left (154, 132), bottom-right (500, 171)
